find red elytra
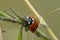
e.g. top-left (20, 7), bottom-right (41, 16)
top-left (29, 19), bottom-right (39, 33)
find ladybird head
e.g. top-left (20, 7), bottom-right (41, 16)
top-left (24, 16), bottom-right (34, 26)
top-left (23, 16), bottom-right (39, 33)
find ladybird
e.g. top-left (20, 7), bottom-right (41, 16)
top-left (24, 16), bottom-right (39, 33)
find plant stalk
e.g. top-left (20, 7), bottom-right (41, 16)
top-left (46, 26), bottom-right (58, 40)
top-left (17, 26), bottom-right (23, 40)
top-left (0, 11), bottom-right (12, 18)
top-left (0, 16), bottom-right (22, 24)
top-left (24, 0), bottom-right (58, 40)
top-left (35, 29), bottom-right (50, 40)
top-left (24, 0), bottom-right (40, 22)
top-left (9, 8), bottom-right (24, 21)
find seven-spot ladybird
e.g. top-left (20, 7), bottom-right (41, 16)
top-left (24, 16), bottom-right (39, 33)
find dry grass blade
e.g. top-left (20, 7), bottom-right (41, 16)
top-left (24, 0), bottom-right (58, 40)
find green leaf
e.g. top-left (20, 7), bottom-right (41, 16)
top-left (35, 29), bottom-right (50, 40)
top-left (9, 8), bottom-right (24, 21)
top-left (17, 30), bottom-right (22, 40)
top-left (17, 27), bottom-right (23, 40)
top-left (0, 11), bottom-right (11, 18)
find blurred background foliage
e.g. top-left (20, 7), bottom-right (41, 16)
top-left (0, 0), bottom-right (60, 40)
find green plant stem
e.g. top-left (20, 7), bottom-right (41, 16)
top-left (0, 11), bottom-right (12, 18)
top-left (17, 26), bottom-right (23, 40)
top-left (4, 10), bottom-right (17, 19)
top-left (0, 16), bottom-right (23, 24)
top-left (35, 29), bottom-right (50, 40)
top-left (9, 8), bottom-right (24, 21)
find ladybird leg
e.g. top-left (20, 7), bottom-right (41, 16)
top-left (25, 26), bottom-right (29, 32)
top-left (22, 21), bottom-right (29, 32)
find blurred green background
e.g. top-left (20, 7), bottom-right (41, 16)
top-left (0, 0), bottom-right (60, 40)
